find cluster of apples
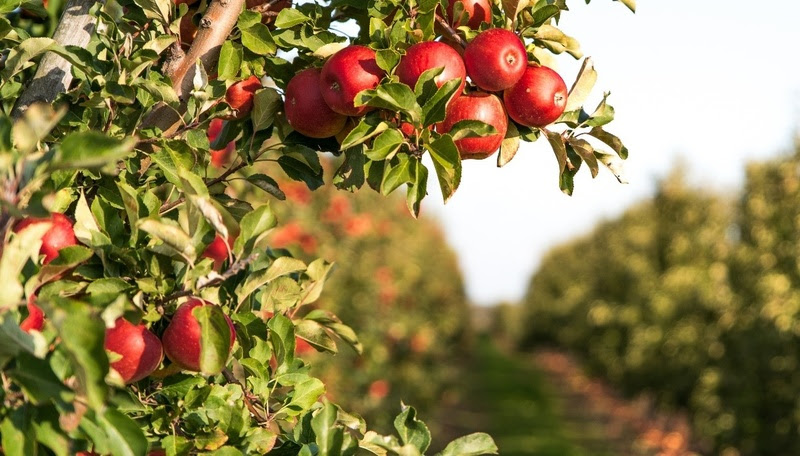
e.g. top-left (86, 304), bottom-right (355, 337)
top-left (275, 7), bottom-right (567, 160)
top-left (12, 214), bottom-right (236, 384)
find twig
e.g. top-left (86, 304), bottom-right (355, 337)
top-left (222, 368), bottom-right (269, 423)
top-left (435, 14), bottom-right (467, 48)
top-left (157, 253), bottom-right (259, 304)
top-left (12, 0), bottom-right (107, 119)
top-left (248, 0), bottom-right (287, 14)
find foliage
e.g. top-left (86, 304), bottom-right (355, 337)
top-left (519, 154), bottom-right (800, 455)
top-left (1, 0), bottom-right (631, 453)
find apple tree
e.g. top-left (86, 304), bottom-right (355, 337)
top-left (0, 0), bottom-right (632, 453)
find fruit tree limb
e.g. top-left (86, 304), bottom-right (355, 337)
top-left (435, 14), bottom-right (467, 48)
top-left (141, 0), bottom-right (245, 133)
top-left (11, 0), bottom-right (105, 119)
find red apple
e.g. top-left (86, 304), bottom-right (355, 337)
top-left (19, 296), bottom-right (44, 333)
top-left (105, 318), bottom-right (164, 384)
top-left (201, 234), bottom-right (232, 270)
top-left (464, 28), bottom-right (527, 92)
top-left (225, 75), bottom-right (262, 118)
top-left (437, 92), bottom-right (507, 160)
top-left (14, 213), bottom-right (78, 264)
top-left (504, 65), bottom-right (567, 127)
top-left (446, 0), bottom-right (490, 29)
top-left (285, 68), bottom-right (348, 138)
top-left (161, 299), bottom-right (236, 372)
top-left (207, 118), bottom-right (235, 168)
top-left (320, 45), bottom-right (385, 116)
top-left (396, 41), bottom-right (466, 97)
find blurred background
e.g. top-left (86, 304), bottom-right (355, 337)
top-left (265, 1), bottom-right (800, 455)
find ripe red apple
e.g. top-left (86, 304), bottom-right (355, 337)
top-left (14, 213), bottom-right (78, 264)
top-left (201, 234), bottom-right (232, 270)
top-left (161, 299), bottom-right (236, 372)
top-left (207, 118), bottom-right (235, 168)
top-left (437, 92), bottom-right (507, 159)
top-left (105, 318), bottom-right (164, 384)
top-left (19, 297), bottom-right (44, 333)
top-left (396, 41), bottom-right (466, 97)
top-left (285, 68), bottom-right (347, 139)
top-left (320, 45), bottom-right (385, 116)
top-left (464, 28), bottom-right (527, 92)
top-left (446, 0), bottom-right (490, 29)
top-left (504, 65), bottom-right (568, 127)
top-left (225, 75), bottom-right (261, 118)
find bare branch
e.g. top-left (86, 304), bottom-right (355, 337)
top-left (142, 0), bottom-right (246, 133)
top-left (12, 0), bottom-right (106, 119)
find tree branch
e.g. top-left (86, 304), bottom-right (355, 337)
top-left (141, 0), bottom-right (246, 134)
top-left (11, 0), bottom-right (106, 119)
top-left (435, 14), bottom-right (467, 48)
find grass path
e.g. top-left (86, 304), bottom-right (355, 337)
top-left (433, 337), bottom-right (615, 456)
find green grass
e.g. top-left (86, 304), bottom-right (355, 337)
top-left (436, 337), bottom-right (614, 456)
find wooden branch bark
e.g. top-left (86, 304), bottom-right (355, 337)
top-left (11, 0), bottom-right (105, 119)
top-left (142, 0), bottom-right (246, 134)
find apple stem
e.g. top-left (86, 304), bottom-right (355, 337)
top-left (435, 14), bottom-right (467, 49)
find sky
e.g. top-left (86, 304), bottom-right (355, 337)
top-left (422, 0), bottom-right (800, 305)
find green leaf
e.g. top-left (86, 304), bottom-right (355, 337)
top-left (0, 37), bottom-right (56, 81)
top-left (38, 245), bottom-right (93, 284)
top-left (0, 315), bottom-right (36, 369)
top-left (325, 322), bottom-right (362, 355)
top-left (241, 24), bottom-right (277, 55)
top-left (381, 153), bottom-right (415, 196)
top-left (355, 83), bottom-right (422, 124)
top-left (285, 377), bottom-right (325, 416)
top-left (0, 407), bottom-right (36, 456)
top-left (436, 433), bottom-right (498, 456)
top-left (194, 305), bottom-right (233, 375)
top-left (251, 88), bottom-right (282, 132)
top-left (261, 277), bottom-right (302, 313)
top-left (587, 127), bottom-right (628, 159)
top-left (0, 222), bottom-right (49, 308)
top-left (427, 135), bottom-right (462, 203)
top-left (394, 405), bottom-right (431, 453)
top-left (567, 137), bottom-right (598, 177)
top-left (138, 218), bottom-right (197, 262)
top-left (50, 299), bottom-right (108, 410)
top-left (501, 0), bottom-right (530, 25)
top-left (584, 93), bottom-right (615, 127)
top-left (565, 58), bottom-right (597, 112)
top-left (533, 24), bottom-right (583, 59)
top-left (52, 132), bottom-right (135, 170)
top-left (234, 204), bottom-right (278, 256)
top-left (375, 49), bottom-right (401, 73)
top-left (268, 314), bottom-right (295, 366)
top-left (340, 117), bottom-right (390, 150)
top-left (448, 120), bottom-right (498, 142)
top-left (333, 147), bottom-right (366, 191)
top-left (497, 122), bottom-right (521, 168)
top-left (312, 402), bottom-right (344, 456)
top-left (543, 129), bottom-right (567, 174)
top-left (278, 155), bottom-right (324, 190)
top-left (238, 257), bottom-right (306, 304)
top-left (422, 78), bottom-right (462, 127)
top-left (11, 104), bottom-right (66, 154)
top-left (217, 41), bottom-right (243, 81)
top-left (405, 159), bottom-right (428, 218)
top-left (98, 408), bottom-right (149, 456)
top-left (366, 128), bottom-right (404, 161)
top-left (594, 150), bottom-right (628, 184)
top-left (295, 320), bottom-right (337, 354)
top-left (246, 174), bottom-right (286, 200)
top-left (274, 8), bottom-right (311, 28)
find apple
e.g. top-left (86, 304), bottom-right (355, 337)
top-left (201, 234), bottom-right (233, 270)
top-left (19, 297), bottom-right (44, 333)
top-left (285, 68), bottom-right (347, 139)
top-left (504, 65), bottom-right (567, 127)
top-left (207, 118), bottom-right (235, 167)
top-left (437, 92), bottom-right (507, 159)
top-left (161, 299), bottom-right (236, 372)
top-left (14, 213), bottom-right (78, 264)
top-left (368, 379), bottom-right (390, 400)
top-left (179, 9), bottom-right (198, 48)
top-left (396, 41), bottom-right (466, 97)
top-left (320, 45), bottom-right (385, 116)
top-left (446, 0), bottom-right (490, 29)
top-left (225, 75), bottom-right (262, 118)
top-left (464, 28), bottom-right (527, 92)
top-left (105, 318), bottom-right (164, 384)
